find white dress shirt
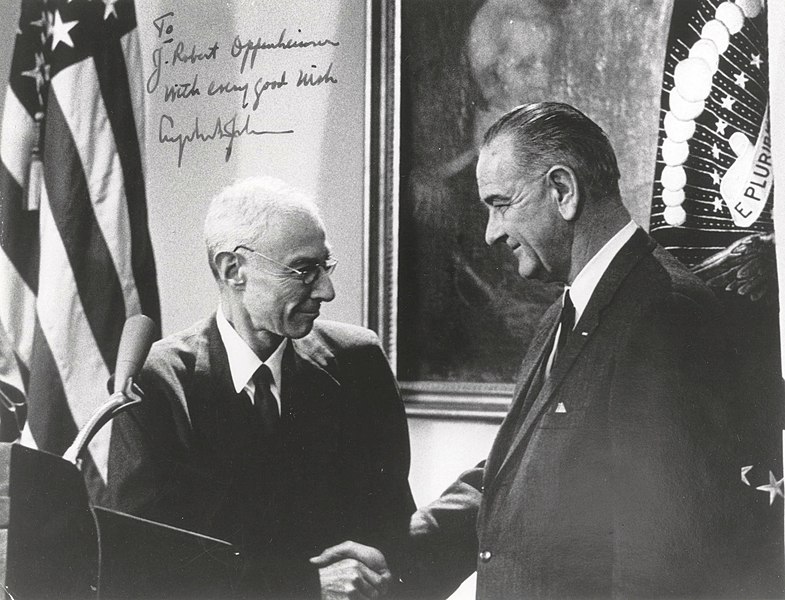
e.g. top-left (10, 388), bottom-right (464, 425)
top-left (545, 221), bottom-right (638, 376)
top-left (216, 306), bottom-right (286, 415)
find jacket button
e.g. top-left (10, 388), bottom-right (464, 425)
top-left (479, 550), bottom-right (492, 563)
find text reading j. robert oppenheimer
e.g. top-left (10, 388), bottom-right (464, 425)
top-left (148, 11), bottom-right (340, 167)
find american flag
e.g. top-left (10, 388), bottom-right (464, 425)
top-left (0, 0), bottom-right (160, 498)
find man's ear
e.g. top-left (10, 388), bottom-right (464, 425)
top-left (214, 250), bottom-right (245, 289)
top-left (546, 165), bottom-right (580, 221)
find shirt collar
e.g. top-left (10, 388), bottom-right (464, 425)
top-left (568, 220), bottom-right (638, 326)
top-left (216, 306), bottom-right (286, 395)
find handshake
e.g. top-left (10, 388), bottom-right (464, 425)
top-left (310, 541), bottom-right (394, 600)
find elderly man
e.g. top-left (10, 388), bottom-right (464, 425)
top-left (315, 103), bottom-right (760, 598)
top-left (102, 177), bottom-right (414, 598)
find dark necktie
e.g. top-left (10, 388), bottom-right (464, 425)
top-left (553, 289), bottom-right (575, 366)
top-left (522, 289), bottom-right (576, 410)
top-left (252, 364), bottom-right (280, 440)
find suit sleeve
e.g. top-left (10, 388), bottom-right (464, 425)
top-left (394, 464), bottom-right (484, 599)
top-left (99, 354), bottom-right (228, 530)
top-left (607, 293), bottom-right (749, 597)
top-left (339, 338), bottom-right (416, 548)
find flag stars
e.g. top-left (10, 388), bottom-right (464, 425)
top-left (710, 170), bottom-right (721, 185)
top-left (756, 471), bottom-right (784, 505)
top-left (715, 119), bottom-right (728, 135)
top-left (712, 197), bottom-right (723, 212)
top-left (734, 72), bottom-right (749, 89)
top-left (21, 52), bottom-right (50, 101)
top-left (741, 465), bottom-right (753, 486)
top-left (750, 54), bottom-right (762, 68)
top-left (711, 144), bottom-right (721, 159)
top-left (720, 95), bottom-right (735, 111)
top-left (51, 10), bottom-right (77, 50)
top-left (103, 0), bottom-right (119, 20)
top-left (30, 11), bottom-right (54, 46)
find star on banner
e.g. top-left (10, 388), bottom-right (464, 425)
top-left (741, 465), bottom-right (753, 486)
top-left (103, 0), bottom-right (118, 20)
top-left (734, 72), bottom-right (749, 89)
top-left (721, 95), bottom-right (735, 111)
top-left (51, 10), bottom-right (77, 50)
top-left (756, 471), bottom-right (784, 505)
top-left (712, 144), bottom-right (720, 159)
top-left (31, 11), bottom-right (54, 46)
top-left (710, 170), bottom-right (721, 185)
top-left (715, 119), bottom-right (728, 135)
top-left (713, 197), bottom-right (723, 212)
top-left (751, 54), bottom-right (762, 68)
top-left (20, 52), bottom-right (50, 103)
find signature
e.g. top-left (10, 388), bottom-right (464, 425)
top-left (158, 113), bottom-right (294, 167)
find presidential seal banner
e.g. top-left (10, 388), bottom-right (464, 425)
top-left (650, 0), bottom-right (783, 580)
top-left (650, 0), bottom-right (772, 268)
top-left (0, 0), bottom-right (160, 499)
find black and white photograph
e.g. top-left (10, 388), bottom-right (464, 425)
top-left (0, 0), bottom-right (783, 598)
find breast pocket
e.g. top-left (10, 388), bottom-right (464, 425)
top-left (536, 402), bottom-right (589, 429)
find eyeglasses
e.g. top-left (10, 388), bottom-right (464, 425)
top-left (233, 245), bottom-right (338, 285)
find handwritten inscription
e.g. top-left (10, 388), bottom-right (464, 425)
top-left (148, 12), bottom-right (341, 166)
top-left (231, 30), bottom-right (340, 74)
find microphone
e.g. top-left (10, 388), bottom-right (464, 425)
top-left (113, 314), bottom-right (157, 394)
top-left (63, 315), bottom-right (156, 465)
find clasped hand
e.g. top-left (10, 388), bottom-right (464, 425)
top-left (310, 541), bottom-right (391, 600)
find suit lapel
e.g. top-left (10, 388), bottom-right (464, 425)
top-left (284, 332), bottom-right (344, 442)
top-left (487, 229), bottom-right (655, 490)
top-left (198, 317), bottom-right (261, 465)
top-left (483, 301), bottom-right (561, 487)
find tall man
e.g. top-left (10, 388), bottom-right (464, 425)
top-left (315, 103), bottom-right (762, 598)
top-left (102, 176), bottom-right (415, 598)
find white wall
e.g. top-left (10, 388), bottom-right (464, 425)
top-left (409, 418), bottom-right (499, 504)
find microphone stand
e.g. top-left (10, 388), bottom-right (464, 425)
top-left (62, 377), bottom-right (142, 466)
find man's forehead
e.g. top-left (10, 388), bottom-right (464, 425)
top-left (478, 137), bottom-right (519, 181)
top-left (257, 211), bottom-right (328, 257)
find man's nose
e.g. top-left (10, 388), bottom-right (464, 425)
top-left (485, 209), bottom-right (505, 246)
top-left (311, 267), bottom-right (336, 302)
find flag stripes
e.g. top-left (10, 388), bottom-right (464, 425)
top-left (44, 91), bottom-right (128, 370)
top-left (0, 0), bottom-right (160, 493)
top-left (0, 94), bottom-right (39, 295)
top-left (23, 317), bottom-right (75, 454)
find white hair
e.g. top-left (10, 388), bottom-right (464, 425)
top-left (204, 176), bottom-right (323, 278)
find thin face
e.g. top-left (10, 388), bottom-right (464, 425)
top-left (242, 211), bottom-right (335, 339)
top-left (476, 137), bottom-right (568, 283)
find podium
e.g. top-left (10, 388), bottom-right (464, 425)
top-left (0, 443), bottom-right (241, 599)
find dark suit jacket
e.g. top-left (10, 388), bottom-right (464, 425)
top-left (100, 317), bottom-right (415, 598)
top-left (400, 229), bottom-right (762, 599)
